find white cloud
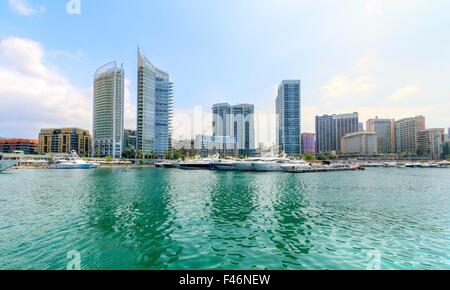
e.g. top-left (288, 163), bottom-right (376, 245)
top-left (321, 75), bottom-right (377, 101)
top-left (386, 85), bottom-right (421, 102)
top-left (0, 36), bottom-right (91, 138)
top-left (8, 0), bottom-right (46, 16)
top-left (365, 0), bottom-right (384, 15)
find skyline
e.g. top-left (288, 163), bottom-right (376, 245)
top-left (1, 0), bottom-right (450, 146)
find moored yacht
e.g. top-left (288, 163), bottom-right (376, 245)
top-left (50, 150), bottom-right (97, 169)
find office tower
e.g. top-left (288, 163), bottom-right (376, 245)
top-left (395, 116), bottom-right (425, 154)
top-left (38, 128), bottom-right (92, 157)
top-left (301, 133), bottom-right (316, 154)
top-left (341, 132), bottom-right (377, 155)
top-left (417, 128), bottom-right (445, 159)
top-left (93, 62), bottom-right (124, 158)
top-left (366, 117), bottom-right (396, 154)
top-left (137, 49), bottom-right (173, 158)
top-left (212, 103), bottom-right (255, 156)
top-left (0, 138), bottom-right (38, 154)
top-left (276, 80), bottom-right (301, 155)
top-left (315, 113), bottom-right (359, 153)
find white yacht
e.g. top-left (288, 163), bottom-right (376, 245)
top-left (281, 160), bottom-right (312, 172)
top-left (252, 157), bottom-right (290, 172)
top-left (234, 158), bottom-right (261, 171)
top-left (50, 150), bottom-right (97, 169)
top-left (210, 159), bottom-right (237, 171)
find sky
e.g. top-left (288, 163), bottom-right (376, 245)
top-left (0, 0), bottom-right (449, 146)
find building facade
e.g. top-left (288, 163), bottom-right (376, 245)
top-left (341, 132), bottom-right (377, 155)
top-left (212, 103), bottom-right (255, 156)
top-left (137, 49), bottom-right (173, 158)
top-left (194, 135), bottom-right (237, 156)
top-left (315, 113), bottom-right (359, 154)
top-left (123, 129), bottom-right (137, 157)
top-left (276, 80), bottom-right (301, 155)
top-left (366, 117), bottom-right (396, 154)
top-left (93, 62), bottom-right (124, 158)
top-left (38, 128), bottom-right (92, 157)
top-left (417, 128), bottom-right (445, 159)
top-left (0, 138), bottom-right (38, 154)
top-left (395, 116), bottom-right (425, 154)
top-left (301, 133), bottom-right (316, 155)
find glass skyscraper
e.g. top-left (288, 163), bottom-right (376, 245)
top-left (137, 49), bottom-right (173, 158)
top-left (276, 80), bottom-right (301, 155)
top-left (93, 62), bottom-right (124, 158)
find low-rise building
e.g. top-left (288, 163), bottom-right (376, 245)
top-left (341, 132), bottom-right (377, 155)
top-left (194, 135), bottom-right (237, 157)
top-left (0, 138), bottom-right (38, 154)
top-left (38, 128), bottom-right (92, 157)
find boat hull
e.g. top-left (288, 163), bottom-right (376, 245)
top-left (50, 164), bottom-right (96, 169)
top-left (0, 160), bottom-right (18, 172)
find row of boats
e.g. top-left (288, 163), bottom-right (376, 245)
top-left (361, 161), bottom-right (450, 168)
top-left (156, 157), bottom-right (364, 173)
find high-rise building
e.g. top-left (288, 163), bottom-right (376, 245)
top-left (212, 103), bottom-right (255, 156)
top-left (395, 116), bottom-right (425, 154)
top-left (137, 49), bottom-right (173, 158)
top-left (366, 117), bottom-right (396, 154)
top-left (38, 128), bottom-right (92, 157)
top-left (315, 113), bottom-right (359, 153)
top-left (417, 128), bottom-right (445, 159)
top-left (341, 131), bottom-right (377, 155)
top-left (276, 80), bottom-right (301, 155)
top-left (301, 133), bottom-right (316, 154)
top-left (93, 62), bottom-right (124, 158)
top-left (0, 138), bottom-right (38, 154)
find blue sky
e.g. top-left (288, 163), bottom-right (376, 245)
top-left (0, 0), bottom-right (449, 145)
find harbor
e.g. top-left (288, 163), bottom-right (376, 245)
top-left (1, 167), bottom-right (449, 270)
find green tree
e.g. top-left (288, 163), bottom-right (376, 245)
top-left (106, 156), bottom-right (113, 162)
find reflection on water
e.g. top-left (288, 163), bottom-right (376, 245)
top-left (1, 168), bottom-right (450, 269)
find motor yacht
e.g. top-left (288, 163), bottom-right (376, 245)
top-left (49, 150), bottom-right (97, 169)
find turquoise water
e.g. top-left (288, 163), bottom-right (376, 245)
top-left (0, 168), bottom-right (449, 270)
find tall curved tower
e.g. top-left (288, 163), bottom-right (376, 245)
top-left (137, 49), bottom-right (173, 158)
top-left (93, 62), bottom-right (125, 158)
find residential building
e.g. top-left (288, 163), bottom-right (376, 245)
top-left (0, 138), bottom-right (38, 154)
top-left (417, 128), bottom-right (445, 159)
top-left (212, 103), bottom-right (255, 156)
top-left (395, 116), bottom-right (425, 154)
top-left (93, 62), bottom-right (124, 158)
top-left (341, 132), bottom-right (377, 155)
top-left (276, 80), bottom-right (301, 155)
top-left (137, 49), bottom-right (174, 158)
top-left (315, 112), bottom-right (359, 153)
top-left (301, 133), bottom-right (316, 155)
top-left (38, 128), bottom-right (92, 157)
top-left (366, 117), bottom-right (396, 154)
